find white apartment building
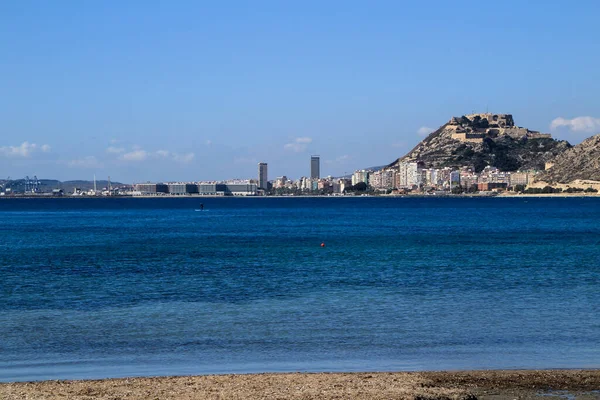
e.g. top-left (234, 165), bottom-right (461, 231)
top-left (398, 162), bottom-right (421, 188)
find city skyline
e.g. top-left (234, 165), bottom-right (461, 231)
top-left (1, 1), bottom-right (599, 182)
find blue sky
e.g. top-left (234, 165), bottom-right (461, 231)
top-left (1, 0), bottom-right (599, 183)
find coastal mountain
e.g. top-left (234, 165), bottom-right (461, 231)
top-left (387, 113), bottom-right (571, 172)
top-left (534, 133), bottom-right (600, 183)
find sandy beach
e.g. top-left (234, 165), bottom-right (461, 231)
top-left (1, 370), bottom-right (599, 400)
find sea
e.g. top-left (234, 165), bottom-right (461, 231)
top-left (1, 197), bottom-right (599, 382)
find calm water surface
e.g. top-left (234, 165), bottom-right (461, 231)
top-left (1, 197), bottom-right (599, 382)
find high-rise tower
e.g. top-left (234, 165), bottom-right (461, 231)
top-left (310, 155), bottom-right (320, 179)
top-left (258, 162), bottom-right (268, 190)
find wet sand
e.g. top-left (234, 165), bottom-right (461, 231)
top-left (1, 370), bottom-right (599, 399)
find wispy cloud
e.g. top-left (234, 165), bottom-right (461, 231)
top-left (417, 126), bottom-right (433, 137)
top-left (284, 137), bottom-right (313, 152)
top-left (120, 150), bottom-right (148, 161)
top-left (325, 155), bottom-right (350, 165)
top-left (392, 141), bottom-right (407, 148)
top-left (68, 156), bottom-right (102, 169)
top-left (106, 146), bottom-right (125, 154)
top-left (118, 148), bottom-right (195, 163)
top-left (155, 150), bottom-right (195, 163)
top-left (0, 141), bottom-right (51, 157)
top-left (172, 152), bottom-right (195, 163)
top-left (550, 116), bottom-right (600, 133)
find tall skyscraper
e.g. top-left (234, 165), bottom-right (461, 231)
top-left (310, 155), bottom-right (320, 179)
top-left (258, 162), bottom-right (268, 190)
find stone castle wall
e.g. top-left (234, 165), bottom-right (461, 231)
top-left (465, 113), bottom-right (515, 128)
top-left (451, 132), bottom-right (484, 143)
top-left (449, 113), bottom-right (551, 143)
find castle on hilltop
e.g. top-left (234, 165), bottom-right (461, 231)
top-left (448, 113), bottom-right (552, 143)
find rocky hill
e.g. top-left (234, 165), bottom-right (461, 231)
top-left (388, 113), bottom-right (571, 172)
top-left (534, 133), bottom-right (600, 183)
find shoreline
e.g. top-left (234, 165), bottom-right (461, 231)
top-left (0, 192), bottom-right (599, 199)
top-left (1, 370), bottom-right (599, 399)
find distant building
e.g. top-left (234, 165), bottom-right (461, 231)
top-left (478, 182), bottom-right (507, 191)
top-left (397, 162), bottom-right (421, 188)
top-left (338, 178), bottom-right (352, 193)
top-left (197, 182), bottom-right (257, 196)
top-left (310, 155), bottom-right (320, 179)
top-left (197, 184), bottom-right (223, 196)
top-left (352, 170), bottom-right (370, 186)
top-left (274, 176), bottom-right (288, 189)
top-left (370, 169), bottom-right (396, 190)
top-left (510, 172), bottom-right (527, 186)
top-left (460, 171), bottom-right (479, 190)
top-left (223, 183), bottom-right (258, 196)
top-left (421, 169), bottom-right (436, 187)
top-left (370, 170), bottom-right (382, 188)
top-left (258, 162), bottom-right (268, 190)
top-left (134, 183), bottom-right (169, 194)
top-left (167, 183), bottom-right (198, 195)
top-left (450, 171), bottom-right (460, 187)
top-left (478, 166), bottom-right (510, 185)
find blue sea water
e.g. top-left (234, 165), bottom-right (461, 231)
top-left (1, 197), bottom-right (599, 382)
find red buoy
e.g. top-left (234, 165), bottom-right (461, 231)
top-left (321, 242), bottom-right (325, 247)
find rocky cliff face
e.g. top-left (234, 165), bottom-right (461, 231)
top-left (388, 115), bottom-right (571, 172)
top-left (535, 133), bottom-right (600, 183)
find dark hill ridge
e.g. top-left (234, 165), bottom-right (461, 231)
top-left (535, 133), bottom-right (600, 183)
top-left (388, 113), bottom-right (571, 172)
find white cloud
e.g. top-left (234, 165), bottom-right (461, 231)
top-left (0, 141), bottom-right (51, 157)
top-left (205, 140), bottom-right (212, 146)
top-left (120, 150), bottom-right (148, 161)
top-left (106, 146), bottom-right (125, 154)
top-left (172, 152), bottom-right (195, 163)
top-left (284, 143), bottom-right (305, 152)
top-left (116, 147), bottom-right (194, 163)
top-left (109, 138), bottom-right (120, 144)
top-left (417, 126), bottom-right (434, 137)
top-left (284, 137), bottom-right (313, 152)
top-left (68, 156), bottom-right (102, 169)
top-left (392, 141), bottom-right (407, 148)
top-left (325, 155), bottom-right (350, 165)
top-left (550, 116), bottom-right (600, 133)
top-left (154, 150), bottom-right (194, 163)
